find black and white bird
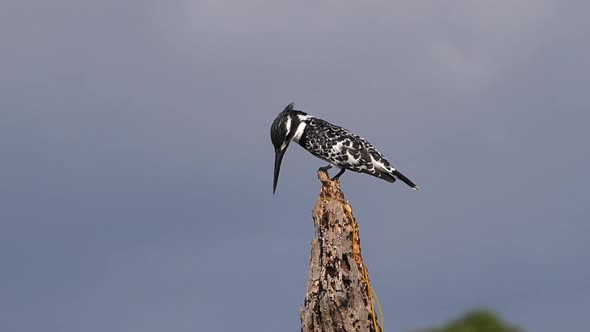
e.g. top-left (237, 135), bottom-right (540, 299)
top-left (271, 103), bottom-right (419, 193)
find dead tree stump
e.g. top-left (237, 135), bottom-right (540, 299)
top-left (300, 169), bottom-right (382, 332)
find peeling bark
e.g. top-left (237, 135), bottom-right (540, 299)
top-left (300, 169), bottom-right (381, 332)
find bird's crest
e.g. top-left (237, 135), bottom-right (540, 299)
top-left (283, 102), bottom-right (295, 112)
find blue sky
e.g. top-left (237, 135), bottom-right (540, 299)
top-left (1, 1), bottom-right (589, 331)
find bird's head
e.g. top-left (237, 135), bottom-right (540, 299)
top-left (270, 102), bottom-right (305, 194)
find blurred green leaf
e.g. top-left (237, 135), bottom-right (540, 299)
top-left (418, 309), bottom-right (523, 332)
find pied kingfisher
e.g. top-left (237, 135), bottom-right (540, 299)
top-left (270, 103), bottom-right (419, 193)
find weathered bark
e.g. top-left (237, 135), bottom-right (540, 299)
top-left (300, 169), bottom-right (382, 332)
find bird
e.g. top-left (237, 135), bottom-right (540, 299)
top-left (270, 102), bottom-right (419, 193)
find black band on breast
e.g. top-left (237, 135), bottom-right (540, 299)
top-left (298, 129), bottom-right (308, 147)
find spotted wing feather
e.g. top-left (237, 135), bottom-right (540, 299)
top-left (300, 118), bottom-right (397, 182)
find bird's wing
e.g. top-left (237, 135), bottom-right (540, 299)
top-left (310, 120), bottom-right (393, 180)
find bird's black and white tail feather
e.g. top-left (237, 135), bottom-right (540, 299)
top-left (372, 162), bottom-right (419, 190)
top-left (391, 169), bottom-right (419, 190)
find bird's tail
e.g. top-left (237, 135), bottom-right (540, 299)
top-left (391, 169), bottom-right (419, 190)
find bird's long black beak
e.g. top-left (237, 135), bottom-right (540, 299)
top-left (273, 148), bottom-right (286, 194)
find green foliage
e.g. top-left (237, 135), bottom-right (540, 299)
top-left (422, 309), bottom-right (523, 332)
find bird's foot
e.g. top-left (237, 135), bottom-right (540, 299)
top-left (330, 168), bottom-right (346, 181)
top-left (316, 166), bottom-right (344, 196)
top-left (318, 165), bottom-right (335, 184)
top-left (318, 165), bottom-right (345, 183)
